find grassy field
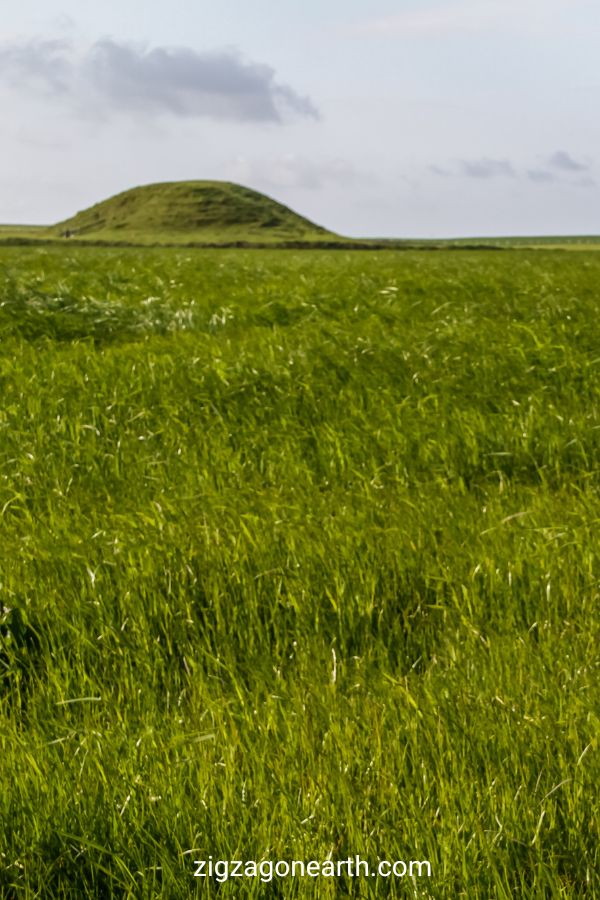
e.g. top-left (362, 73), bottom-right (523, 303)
top-left (0, 245), bottom-right (599, 897)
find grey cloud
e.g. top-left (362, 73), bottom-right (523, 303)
top-left (548, 150), bottom-right (588, 172)
top-left (83, 40), bottom-right (318, 122)
top-left (527, 169), bottom-right (556, 184)
top-left (459, 158), bottom-right (515, 178)
top-left (431, 157), bottom-right (596, 187)
top-left (0, 39), bottom-right (72, 93)
top-left (0, 37), bottom-right (318, 123)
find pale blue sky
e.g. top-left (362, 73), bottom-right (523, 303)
top-left (2, 0), bottom-right (599, 236)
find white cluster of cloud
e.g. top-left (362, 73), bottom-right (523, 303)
top-left (0, 37), bottom-right (318, 123)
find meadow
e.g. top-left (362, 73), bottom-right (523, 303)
top-left (0, 245), bottom-right (598, 897)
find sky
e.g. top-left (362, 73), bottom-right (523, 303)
top-left (1, 0), bottom-right (599, 237)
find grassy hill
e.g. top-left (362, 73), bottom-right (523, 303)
top-left (46, 180), bottom-right (336, 245)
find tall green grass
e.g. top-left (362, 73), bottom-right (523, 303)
top-left (0, 246), bottom-right (598, 897)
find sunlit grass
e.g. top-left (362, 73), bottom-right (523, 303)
top-left (0, 246), bottom-right (599, 897)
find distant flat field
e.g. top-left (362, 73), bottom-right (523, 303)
top-left (0, 224), bottom-right (49, 238)
top-left (447, 234), bottom-right (600, 249)
top-left (1, 245), bottom-right (599, 898)
top-left (2, 221), bottom-right (600, 248)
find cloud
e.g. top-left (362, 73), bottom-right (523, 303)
top-left (0, 37), bottom-right (318, 123)
top-left (429, 155), bottom-right (596, 185)
top-left (227, 155), bottom-right (372, 191)
top-left (527, 169), bottom-right (556, 184)
top-left (0, 39), bottom-right (72, 93)
top-left (459, 158), bottom-right (515, 178)
top-left (548, 150), bottom-right (588, 172)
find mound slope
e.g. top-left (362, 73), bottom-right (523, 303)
top-left (49, 181), bottom-right (334, 244)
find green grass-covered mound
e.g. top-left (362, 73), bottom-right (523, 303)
top-left (47, 180), bottom-right (334, 245)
